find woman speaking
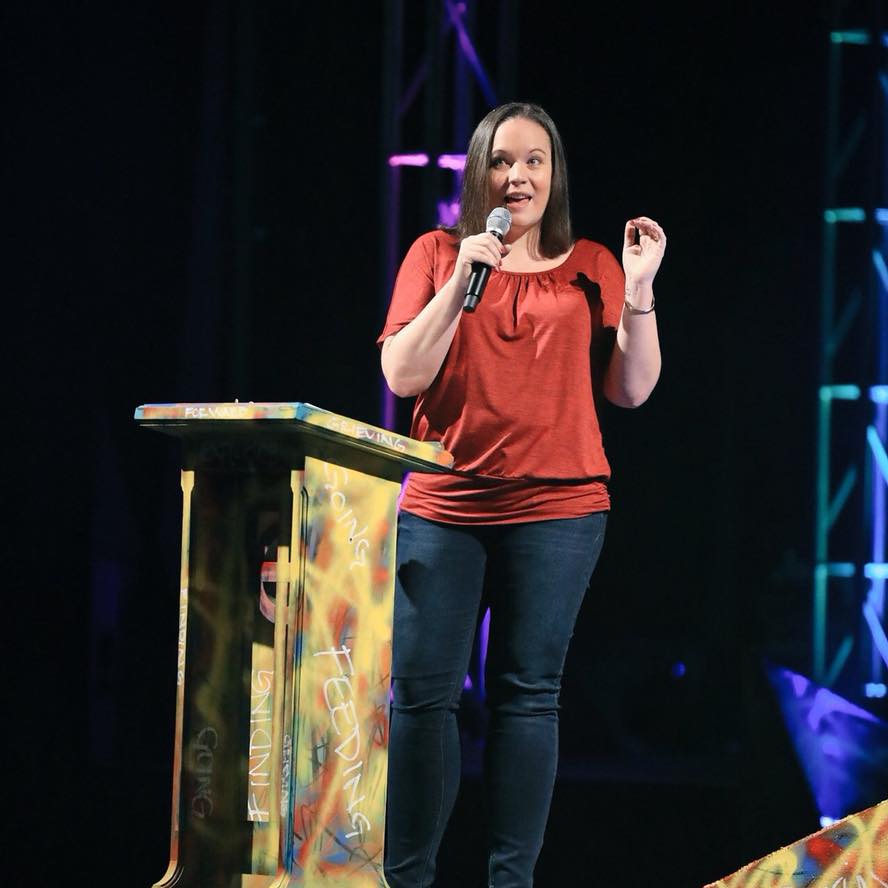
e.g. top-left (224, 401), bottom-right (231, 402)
top-left (378, 101), bottom-right (666, 887)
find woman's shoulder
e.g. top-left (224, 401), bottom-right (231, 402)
top-left (395, 229), bottom-right (460, 282)
top-left (569, 236), bottom-right (616, 259)
top-left (401, 228), bottom-right (459, 266)
top-left (565, 236), bottom-right (622, 273)
top-left (413, 228), bottom-right (460, 250)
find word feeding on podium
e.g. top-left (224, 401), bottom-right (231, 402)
top-left (287, 456), bottom-right (398, 880)
top-left (315, 644), bottom-right (372, 839)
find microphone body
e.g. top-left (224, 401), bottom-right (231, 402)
top-left (463, 207), bottom-right (512, 313)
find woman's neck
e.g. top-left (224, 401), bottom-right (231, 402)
top-left (504, 225), bottom-right (542, 259)
top-left (501, 226), bottom-right (571, 271)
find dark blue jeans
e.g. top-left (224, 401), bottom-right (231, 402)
top-left (384, 510), bottom-right (607, 888)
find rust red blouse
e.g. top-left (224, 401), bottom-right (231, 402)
top-left (378, 229), bottom-right (624, 524)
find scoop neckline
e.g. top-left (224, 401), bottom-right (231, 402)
top-left (495, 241), bottom-right (578, 276)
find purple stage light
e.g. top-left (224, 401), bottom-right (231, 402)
top-left (867, 393), bottom-right (887, 679)
top-left (803, 683), bottom-right (879, 732)
top-left (767, 663), bottom-right (888, 821)
top-left (388, 153), bottom-right (430, 167)
top-left (479, 608), bottom-right (490, 696)
top-left (444, 0), bottom-right (497, 106)
top-left (863, 597), bottom-right (888, 669)
top-left (437, 153), bottom-right (466, 171)
top-left (790, 671), bottom-right (811, 699)
top-left (437, 199), bottom-right (460, 227)
top-left (382, 386), bottom-right (395, 434)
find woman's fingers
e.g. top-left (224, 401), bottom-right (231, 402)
top-left (630, 216), bottom-right (666, 245)
top-left (461, 232), bottom-right (507, 267)
top-left (624, 219), bottom-right (638, 251)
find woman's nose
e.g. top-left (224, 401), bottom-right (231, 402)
top-left (508, 162), bottom-right (527, 183)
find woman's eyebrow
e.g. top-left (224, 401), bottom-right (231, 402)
top-left (491, 146), bottom-right (549, 155)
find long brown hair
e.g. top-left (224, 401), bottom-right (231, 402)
top-left (453, 102), bottom-right (572, 258)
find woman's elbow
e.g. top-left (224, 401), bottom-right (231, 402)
top-left (602, 376), bottom-right (657, 408)
top-left (380, 336), bottom-right (435, 397)
top-left (380, 358), bottom-right (427, 398)
top-left (380, 341), bottom-right (415, 397)
top-left (384, 372), bottom-right (424, 398)
top-left (605, 388), bottom-right (650, 409)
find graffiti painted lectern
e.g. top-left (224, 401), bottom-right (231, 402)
top-left (135, 402), bottom-right (453, 888)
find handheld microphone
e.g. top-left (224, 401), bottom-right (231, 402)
top-left (463, 207), bottom-right (512, 313)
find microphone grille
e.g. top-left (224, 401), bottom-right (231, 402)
top-left (486, 207), bottom-right (512, 238)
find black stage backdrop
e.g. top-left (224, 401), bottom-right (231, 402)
top-left (8, 2), bottom-right (832, 884)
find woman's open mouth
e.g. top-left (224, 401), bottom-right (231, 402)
top-left (504, 192), bottom-right (531, 209)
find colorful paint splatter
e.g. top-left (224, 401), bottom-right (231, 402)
top-left (705, 799), bottom-right (888, 887)
top-left (136, 403), bottom-right (452, 887)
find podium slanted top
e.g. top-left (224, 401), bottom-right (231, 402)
top-left (135, 401), bottom-right (454, 477)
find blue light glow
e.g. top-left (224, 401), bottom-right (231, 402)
top-left (867, 426), bottom-right (888, 485)
top-left (824, 636), bottom-right (855, 687)
top-left (873, 249), bottom-right (888, 292)
top-left (768, 664), bottom-right (888, 822)
top-left (824, 207), bottom-right (866, 223)
top-left (827, 467), bottom-right (857, 531)
top-left (821, 735), bottom-right (842, 756)
top-left (816, 562), bottom-right (856, 578)
top-left (829, 30), bottom-right (871, 45)
top-left (863, 600), bottom-right (888, 670)
top-left (868, 375), bottom-right (886, 671)
top-left (819, 384), bottom-right (861, 401)
top-left (670, 661), bottom-right (686, 679)
top-left (865, 683), bottom-right (887, 698)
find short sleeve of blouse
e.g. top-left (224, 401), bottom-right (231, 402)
top-left (377, 231), bottom-right (454, 346)
top-left (595, 242), bottom-right (625, 330)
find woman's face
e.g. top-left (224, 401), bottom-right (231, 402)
top-left (487, 116), bottom-right (552, 235)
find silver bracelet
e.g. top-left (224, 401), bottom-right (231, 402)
top-left (624, 294), bottom-right (655, 315)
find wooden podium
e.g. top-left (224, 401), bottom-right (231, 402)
top-left (135, 402), bottom-right (453, 887)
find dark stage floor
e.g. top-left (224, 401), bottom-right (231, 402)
top-left (82, 741), bottom-right (817, 888)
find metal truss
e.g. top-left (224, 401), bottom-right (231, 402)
top-left (814, 8), bottom-right (887, 707)
top-left (378, 0), bottom-right (516, 430)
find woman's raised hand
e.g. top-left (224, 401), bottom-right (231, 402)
top-left (622, 216), bottom-right (666, 286)
top-left (454, 232), bottom-right (511, 287)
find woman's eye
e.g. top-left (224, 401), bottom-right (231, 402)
top-left (491, 158), bottom-right (507, 168)
top-left (528, 157), bottom-right (541, 166)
